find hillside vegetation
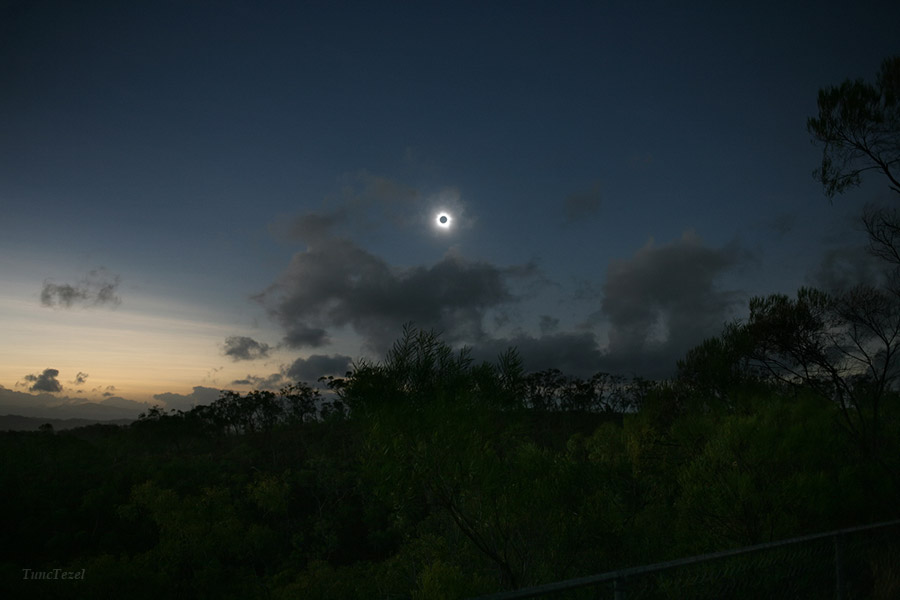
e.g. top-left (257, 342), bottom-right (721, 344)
top-left (2, 321), bottom-right (899, 599)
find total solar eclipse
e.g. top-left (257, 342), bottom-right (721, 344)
top-left (436, 212), bottom-right (452, 229)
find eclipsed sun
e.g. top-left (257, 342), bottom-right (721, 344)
top-left (435, 212), bottom-right (452, 229)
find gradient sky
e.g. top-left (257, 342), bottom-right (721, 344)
top-left (2, 0), bottom-right (899, 419)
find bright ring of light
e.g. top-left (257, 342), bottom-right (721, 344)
top-left (436, 212), bottom-right (452, 229)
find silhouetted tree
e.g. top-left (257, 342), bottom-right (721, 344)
top-left (336, 323), bottom-right (525, 415)
top-left (863, 203), bottom-right (900, 267)
top-left (741, 286), bottom-right (900, 457)
top-left (808, 56), bottom-right (900, 198)
top-left (810, 57), bottom-right (900, 281)
top-left (676, 324), bottom-right (765, 412)
top-left (524, 368), bottom-right (567, 411)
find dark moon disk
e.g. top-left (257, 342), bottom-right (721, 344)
top-left (439, 215), bottom-right (448, 224)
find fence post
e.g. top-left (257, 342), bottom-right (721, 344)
top-left (834, 534), bottom-right (844, 600)
top-left (613, 577), bottom-right (626, 600)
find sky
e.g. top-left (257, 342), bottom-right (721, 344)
top-left (2, 0), bottom-right (899, 420)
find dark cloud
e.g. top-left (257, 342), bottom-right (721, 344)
top-left (285, 354), bottom-right (353, 382)
top-left (260, 181), bottom-right (744, 382)
top-left (72, 371), bottom-right (89, 386)
top-left (563, 183), bottom-right (603, 223)
top-left (22, 368), bottom-right (63, 393)
top-left (40, 268), bottom-right (121, 308)
top-left (472, 331), bottom-right (604, 378)
top-left (284, 324), bottom-right (330, 348)
top-left (598, 232), bottom-right (747, 378)
top-left (40, 283), bottom-right (89, 307)
top-left (230, 373), bottom-right (286, 390)
top-left (810, 244), bottom-right (889, 292)
top-left (538, 315), bottom-right (560, 335)
top-left (152, 386), bottom-right (221, 411)
top-left (492, 310), bottom-right (514, 330)
top-left (257, 225), bottom-right (538, 354)
top-left (222, 336), bottom-right (272, 361)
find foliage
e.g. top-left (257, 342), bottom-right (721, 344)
top-left (675, 392), bottom-right (845, 549)
top-left (3, 322), bottom-right (899, 599)
top-left (808, 56), bottom-right (900, 198)
top-left (676, 323), bottom-right (764, 413)
top-left (522, 368), bottom-right (634, 413)
top-left (738, 286), bottom-right (900, 457)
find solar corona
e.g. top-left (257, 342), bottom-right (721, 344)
top-left (436, 212), bottom-right (452, 229)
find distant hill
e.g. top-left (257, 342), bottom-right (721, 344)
top-left (0, 389), bottom-right (150, 421)
top-left (0, 414), bottom-right (133, 431)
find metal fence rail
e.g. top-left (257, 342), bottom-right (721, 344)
top-left (470, 519), bottom-right (900, 600)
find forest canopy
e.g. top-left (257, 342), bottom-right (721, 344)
top-left (2, 315), bottom-right (899, 598)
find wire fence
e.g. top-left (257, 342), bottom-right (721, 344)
top-left (471, 520), bottom-right (900, 600)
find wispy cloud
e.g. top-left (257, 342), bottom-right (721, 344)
top-left (40, 268), bottom-right (121, 309)
top-left (271, 172), bottom-right (474, 245)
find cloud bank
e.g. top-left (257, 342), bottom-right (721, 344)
top-left (596, 231), bottom-right (747, 376)
top-left (257, 212), bottom-right (538, 355)
top-left (257, 172), bottom-right (749, 380)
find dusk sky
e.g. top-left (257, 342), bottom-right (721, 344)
top-left (2, 0), bottom-right (899, 419)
